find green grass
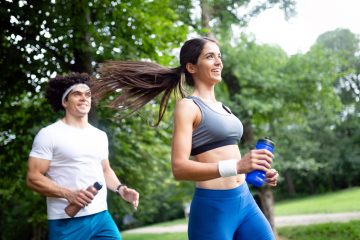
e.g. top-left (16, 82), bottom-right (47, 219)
top-left (122, 187), bottom-right (360, 239)
top-left (142, 218), bottom-right (186, 227)
top-left (277, 220), bottom-right (360, 240)
top-left (122, 232), bottom-right (187, 240)
top-left (275, 187), bottom-right (360, 216)
top-left (122, 221), bottom-right (360, 240)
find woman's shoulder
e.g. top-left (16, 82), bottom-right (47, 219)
top-left (176, 97), bottom-right (198, 109)
top-left (174, 97), bottom-right (199, 117)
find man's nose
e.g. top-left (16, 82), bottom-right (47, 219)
top-left (79, 93), bottom-right (87, 100)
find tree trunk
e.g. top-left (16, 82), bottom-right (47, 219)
top-left (31, 223), bottom-right (46, 240)
top-left (284, 170), bottom-right (296, 196)
top-left (70, 0), bottom-right (93, 74)
top-left (307, 176), bottom-right (315, 194)
top-left (258, 186), bottom-right (278, 238)
top-left (327, 174), bottom-right (334, 191)
top-left (200, 0), bottom-right (214, 38)
top-left (70, 1), bottom-right (99, 125)
top-left (242, 120), bottom-right (254, 144)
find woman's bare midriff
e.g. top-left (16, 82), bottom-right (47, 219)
top-left (193, 144), bottom-right (245, 190)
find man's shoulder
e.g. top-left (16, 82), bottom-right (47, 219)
top-left (38, 120), bottom-right (63, 133)
top-left (88, 124), bottom-right (107, 136)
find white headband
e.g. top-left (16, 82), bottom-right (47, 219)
top-left (61, 83), bottom-right (89, 103)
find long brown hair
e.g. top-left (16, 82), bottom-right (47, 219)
top-left (91, 37), bottom-right (218, 126)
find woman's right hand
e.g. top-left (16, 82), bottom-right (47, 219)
top-left (237, 149), bottom-right (273, 174)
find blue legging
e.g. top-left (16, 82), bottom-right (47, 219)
top-left (48, 210), bottom-right (121, 240)
top-left (188, 183), bottom-right (275, 240)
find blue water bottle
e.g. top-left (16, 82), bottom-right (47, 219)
top-left (246, 137), bottom-right (275, 187)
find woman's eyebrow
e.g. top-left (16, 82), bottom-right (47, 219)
top-left (203, 51), bottom-right (221, 56)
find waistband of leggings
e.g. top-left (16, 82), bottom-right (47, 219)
top-left (194, 182), bottom-right (249, 198)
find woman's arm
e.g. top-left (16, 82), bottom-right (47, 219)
top-left (171, 99), bottom-right (274, 181)
top-left (171, 99), bottom-right (220, 181)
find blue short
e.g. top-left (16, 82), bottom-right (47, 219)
top-left (48, 210), bottom-right (121, 240)
top-left (188, 183), bottom-right (275, 240)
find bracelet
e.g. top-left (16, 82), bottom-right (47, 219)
top-left (218, 159), bottom-right (238, 178)
top-left (115, 184), bottom-right (126, 195)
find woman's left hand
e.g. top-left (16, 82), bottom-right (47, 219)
top-left (266, 169), bottom-right (279, 187)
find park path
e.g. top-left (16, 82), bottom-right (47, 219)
top-left (123, 212), bottom-right (360, 234)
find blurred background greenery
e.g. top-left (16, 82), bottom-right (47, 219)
top-left (1, 0), bottom-right (359, 239)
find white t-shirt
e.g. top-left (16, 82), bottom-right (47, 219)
top-left (29, 120), bottom-right (108, 220)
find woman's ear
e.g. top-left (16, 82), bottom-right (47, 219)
top-left (186, 62), bottom-right (197, 74)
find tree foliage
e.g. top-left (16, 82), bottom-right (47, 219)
top-left (1, 0), bottom-right (188, 238)
top-left (1, 0), bottom-right (360, 239)
top-left (220, 30), bottom-right (359, 198)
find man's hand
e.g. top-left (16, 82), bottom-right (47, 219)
top-left (65, 188), bottom-right (95, 208)
top-left (119, 186), bottom-right (139, 210)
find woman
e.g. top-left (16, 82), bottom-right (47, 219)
top-left (92, 37), bottom-right (278, 240)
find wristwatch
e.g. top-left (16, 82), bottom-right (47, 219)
top-left (115, 184), bottom-right (126, 195)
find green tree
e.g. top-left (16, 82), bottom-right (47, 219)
top-left (311, 28), bottom-right (360, 190)
top-left (220, 34), bottom-right (344, 231)
top-left (193, 0), bottom-right (296, 36)
top-left (194, 0), bottom-right (296, 234)
top-left (0, 0), bottom-right (188, 238)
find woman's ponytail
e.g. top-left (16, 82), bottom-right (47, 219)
top-left (91, 61), bottom-right (185, 126)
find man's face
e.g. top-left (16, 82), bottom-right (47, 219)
top-left (62, 85), bottom-right (91, 117)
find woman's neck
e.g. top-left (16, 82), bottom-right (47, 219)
top-left (192, 83), bottom-right (217, 103)
top-left (192, 90), bottom-right (217, 103)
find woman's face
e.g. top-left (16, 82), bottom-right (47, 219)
top-left (188, 41), bottom-right (223, 85)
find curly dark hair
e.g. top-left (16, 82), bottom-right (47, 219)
top-left (45, 72), bottom-right (91, 112)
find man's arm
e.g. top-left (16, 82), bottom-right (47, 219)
top-left (26, 157), bottom-right (95, 207)
top-left (26, 157), bottom-right (71, 198)
top-left (102, 159), bottom-right (139, 210)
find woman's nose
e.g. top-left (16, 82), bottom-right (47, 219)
top-left (214, 57), bottom-right (222, 66)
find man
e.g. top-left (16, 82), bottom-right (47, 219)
top-left (26, 73), bottom-right (139, 240)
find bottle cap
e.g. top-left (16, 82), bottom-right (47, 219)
top-left (93, 182), bottom-right (103, 190)
top-left (258, 137), bottom-right (275, 147)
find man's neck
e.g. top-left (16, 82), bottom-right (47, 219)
top-left (62, 115), bottom-right (89, 128)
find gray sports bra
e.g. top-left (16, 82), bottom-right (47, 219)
top-left (187, 96), bottom-right (243, 156)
